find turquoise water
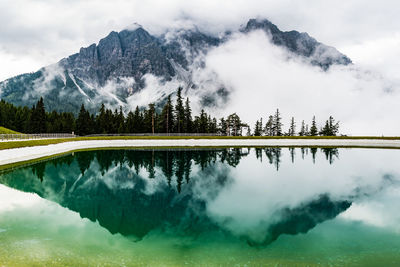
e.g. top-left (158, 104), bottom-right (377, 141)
top-left (0, 148), bottom-right (400, 266)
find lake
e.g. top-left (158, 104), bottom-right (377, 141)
top-left (0, 147), bottom-right (399, 266)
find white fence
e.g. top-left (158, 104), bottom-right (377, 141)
top-left (0, 132), bottom-right (236, 141)
top-left (84, 133), bottom-right (224, 137)
top-left (0, 133), bottom-right (76, 141)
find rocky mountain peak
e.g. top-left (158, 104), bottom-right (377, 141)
top-left (244, 18), bottom-right (281, 34)
top-left (0, 18), bottom-right (353, 113)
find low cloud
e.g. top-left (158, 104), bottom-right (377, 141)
top-left (94, 77), bottom-right (136, 109)
top-left (126, 74), bottom-right (183, 110)
top-left (21, 63), bottom-right (65, 101)
top-left (197, 31), bottom-right (400, 135)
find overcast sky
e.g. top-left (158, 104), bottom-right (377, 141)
top-left (1, 0), bottom-right (400, 81)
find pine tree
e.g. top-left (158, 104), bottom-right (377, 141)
top-left (299, 120), bottom-right (306, 136)
top-left (88, 114), bottom-right (96, 135)
top-left (15, 107), bottom-right (30, 133)
top-left (183, 97), bottom-right (192, 133)
top-left (111, 108), bottom-right (119, 133)
top-left (29, 98), bottom-right (47, 133)
top-left (246, 126), bottom-right (251, 136)
top-left (219, 117), bottom-right (227, 135)
top-left (132, 106), bottom-right (143, 133)
top-left (320, 116), bottom-right (339, 136)
top-left (208, 115), bottom-right (212, 133)
top-left (126, 111), bottom-right (135, 133)
top-left (0, 104), bottom-right (3, 127)
top-left (76, 104), bottom-right (90, 136)
top-left (211, 118), bottom-right (218, 133)
top-left (288, 117), bottom-right (296, 136)
top-left (254, 119), bottom-right (262, 136)
top-left (96, 103), bottom-right (107, 134)
top-left (36, 98), bottom-right (46, 133)
top-left (192, 116), bottom-right (200, 133)
top-left (199, 109), bottom-right (208, 133)
top-left (321, 120), bottom-right (330, 136)
top-left (226, 113), bottom-right (242, 136)
top-left (161, 96), bottom-right (174, 133)
top-left (117, 106), bottom-right (125, 133)
top-left (175, 87), bottom-right (185, 133)
top-left (272, 109), bottom-right (283, 136)
top-left (149, 103), bottom-right (156, 134)
top-left (61, 112), bottom-right (75, 133)
top-left (154, 112), bottom-right (161, 133)
top-left (310, 116), bottom-right (318, 136)
top-left (265, 115), bottom-right (274, 136)
top-left (329, 116), bottom-right (340, 136)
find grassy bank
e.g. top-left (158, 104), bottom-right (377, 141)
top-left (1, 135), bottom-right (400, 151)
top-left (0, 152), bottom-right (72, 172)
top-left (0, 127), bottom-right (21, 134)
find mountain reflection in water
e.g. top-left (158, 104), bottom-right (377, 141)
top-left (0, 147), bottom-right (384, 246)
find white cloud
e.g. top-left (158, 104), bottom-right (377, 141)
top-left (198, 31), bottom-right (400, 135)
top-left (341, 33), bottom-right (400, 83)
top-left (0, 184), bottom-right (42, 212)
top-left (0, 50), bottom-right (43, 81)
top-left (126, 74), bottom-right (183, 109)
top-left (193, 148), bottom-right (400, 242)
top-left (1, 0), bottom-right (400, 80)
top-left (94, 77), bottom-right (136, 108)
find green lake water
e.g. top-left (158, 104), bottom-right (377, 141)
top-left (0, 147), bottom-right (400, 266)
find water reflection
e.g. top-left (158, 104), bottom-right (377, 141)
top-left (0, 147), bottom-right (398, 248)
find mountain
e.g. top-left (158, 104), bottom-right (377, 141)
top-left (242, 19), bottom-right (351, 68)
top-left (0, 19), bottom-right (351, 113)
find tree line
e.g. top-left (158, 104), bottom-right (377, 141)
top-left (0, 98), bottom-right (75, 134)
top-left (75, 88), bottom-right (221, 135)
top-left (253, 109), bottom-right (340, 137)
top-left (0, 88), bottom-right (221, 135)
top-left (0, 87), bottom-right (340, 136)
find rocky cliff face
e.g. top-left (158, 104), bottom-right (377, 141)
top-left (62, 28), bottom-right (176, 86)
top-left (0, 18), bottom-right (351, 113)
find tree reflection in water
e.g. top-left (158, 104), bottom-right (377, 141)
top-left (0, 147), bottom-right (350, 246)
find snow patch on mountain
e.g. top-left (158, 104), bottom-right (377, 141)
top-left (68, 72), bottom-right (89, 99)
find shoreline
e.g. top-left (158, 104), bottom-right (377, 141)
top-left (1, 138), bottom-right (400, 168)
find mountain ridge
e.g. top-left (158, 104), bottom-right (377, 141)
top-left (0, 18), bottom-right (351, 113)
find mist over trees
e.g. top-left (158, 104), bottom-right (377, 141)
top-left (0, 88), bottom-right (340, 136)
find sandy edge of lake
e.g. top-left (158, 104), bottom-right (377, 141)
top-left (1, 139), bottom-right (400, 166)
